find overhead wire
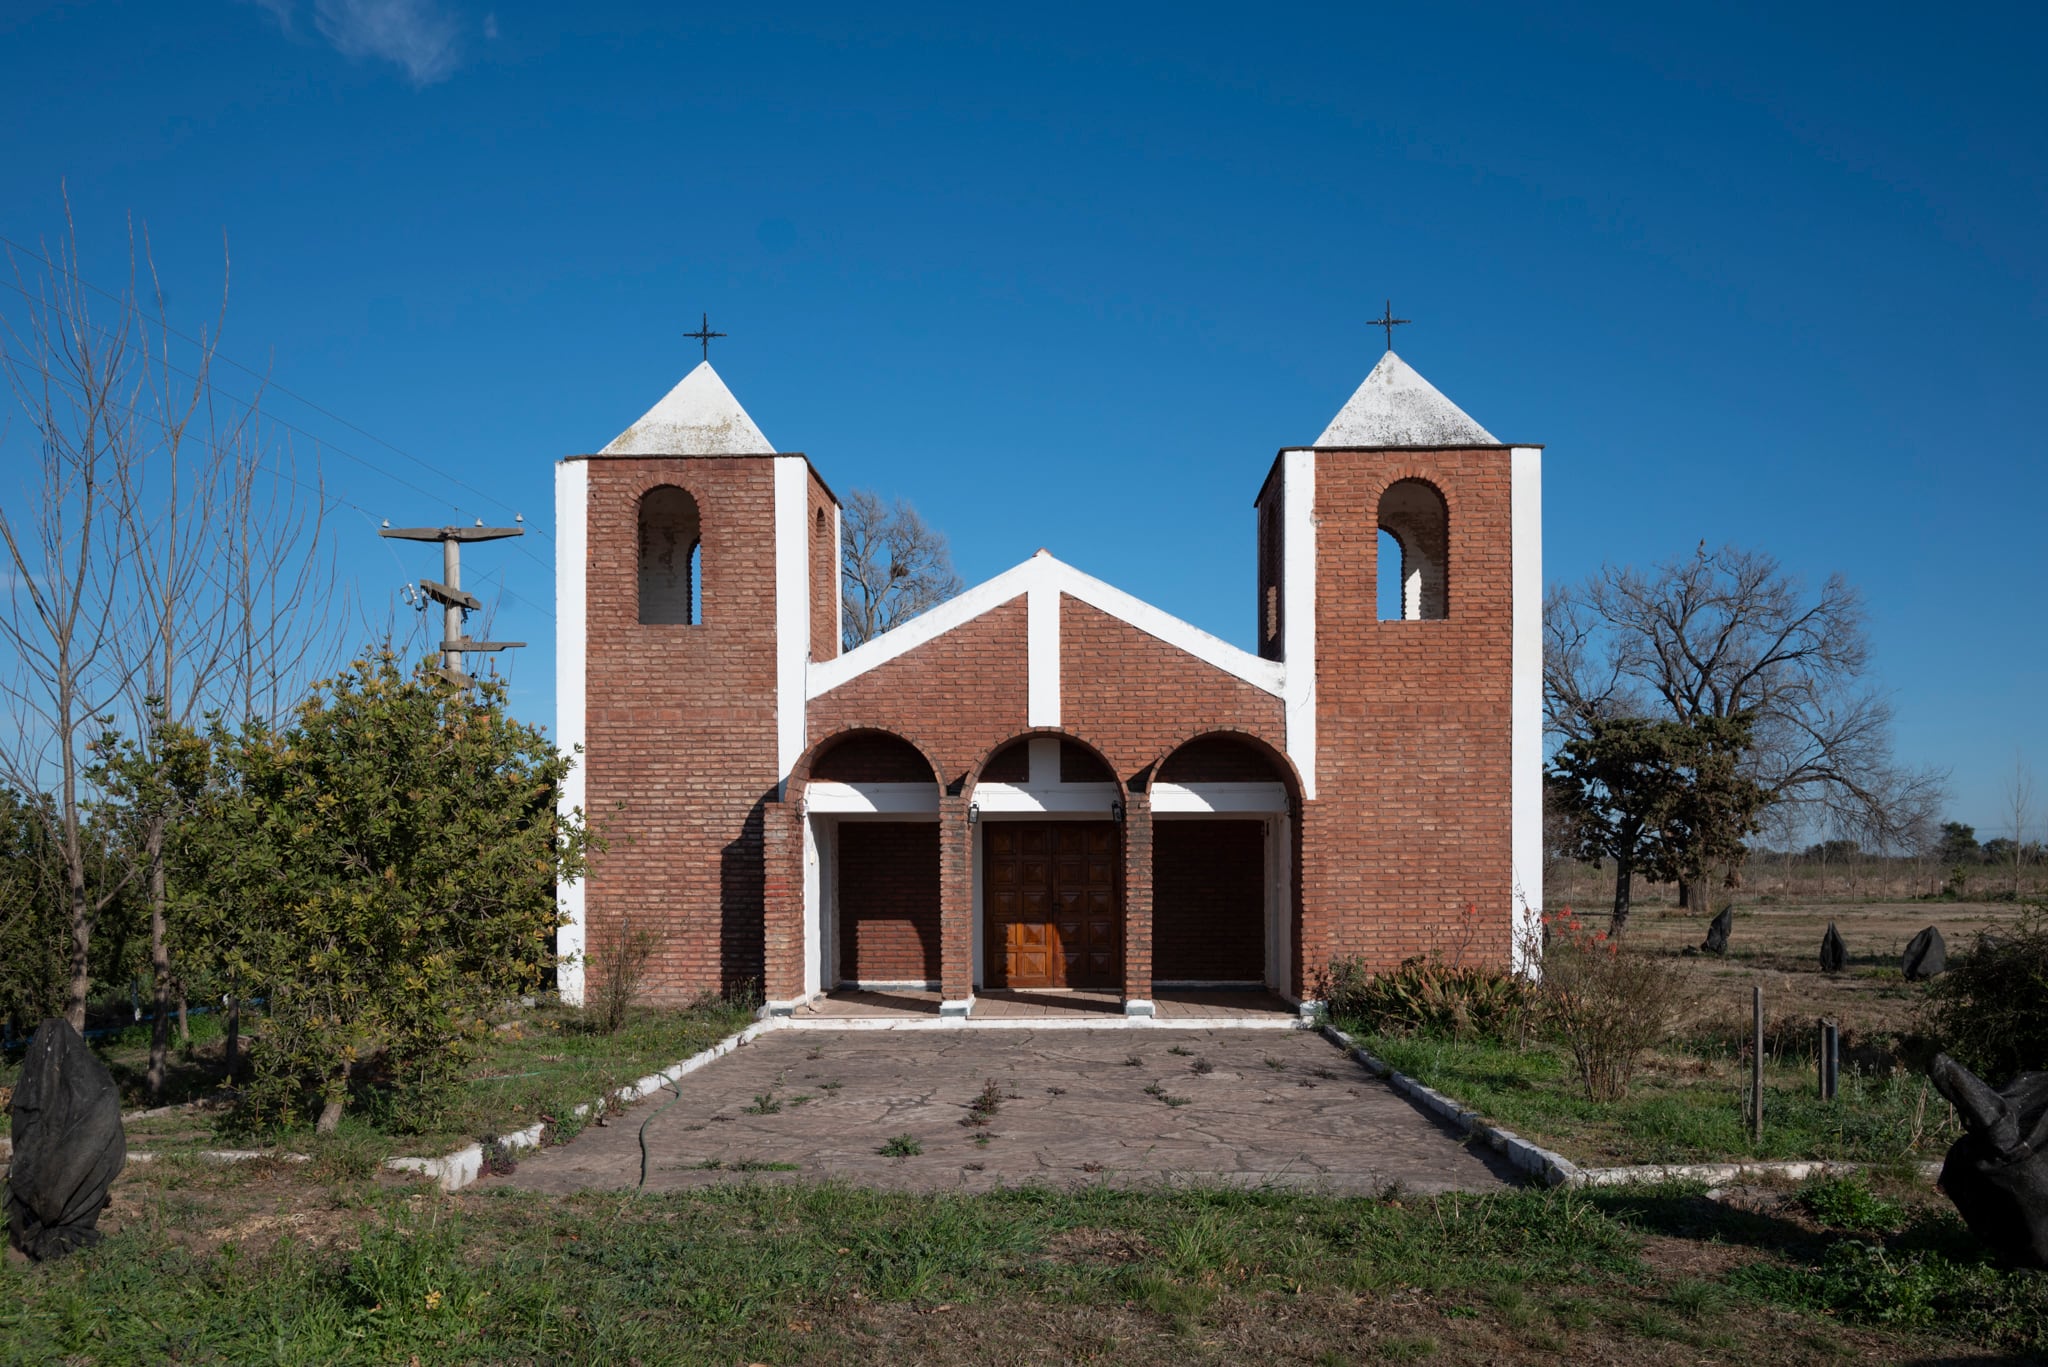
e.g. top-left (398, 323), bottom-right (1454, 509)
top-left (0, 253), bottom-right (558, 616)
top-left (0, 339), bottom-right (556, 623)
top-left (0, 230), bottom-right (553, 540)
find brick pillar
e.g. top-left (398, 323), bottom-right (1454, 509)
top-left (1122, 789), bottom-right (1154, 1016)
top-left (938, 793), bottom-right (974, 1015)
top-left (760, 799), bottom-right (805, 1012)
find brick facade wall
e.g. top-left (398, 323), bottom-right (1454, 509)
top-left (836, 822), bottom-right (942, 982)
top-left (1302, 450), bottom-right (1514, 979)
top-left (580, 455), bottom-right (780, 1000)
top-left (806, 599), bottom-right (1030, 790)
top-left (1058, 598), bottom-right (1287, 780)
top-left (1154, 819), bottom-right (1266, 980)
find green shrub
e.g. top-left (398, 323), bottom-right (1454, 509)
top-left (1925, 906), bottom-right (2048, 1082)
top-left (1321, 955), bottom-right (1528, 1044)
top-left (1734, 1236), bottom-right (2048, 1351)
top-left (1799, 1174), bottom-right (1905, 1233)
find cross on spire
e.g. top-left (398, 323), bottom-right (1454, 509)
top-left (1370, 300), bottom-right (1410, 352)
top-left (685, 312), bottom-right (727, 362)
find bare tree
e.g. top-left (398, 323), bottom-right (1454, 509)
top-left (840, 488), bottom-right (962, 649)
top-left (1, 201), bottom-right (345, 1054)
top-left (1546, 544), bottom-right (1945, 903)
top-left (2007, 753), bottom-right (2035, 902)
top-left (0, 202), bottom-right (148, 1030)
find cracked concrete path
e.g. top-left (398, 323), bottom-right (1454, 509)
top-left (489, 1027), bottom-right (1515, 1196)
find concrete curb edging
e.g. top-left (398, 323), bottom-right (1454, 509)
top-left (1578, 1159), bottom-right (1943, 1188)
top-left (385, 1016), bottom-right (790, 1192)
top-left (1319, 1024), bottom-right (1946, 1192)
top-left (1319, 1024), bottom-right (1583, 1186)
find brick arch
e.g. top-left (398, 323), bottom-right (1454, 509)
top-left (962, 726), bottom-right (1122, 801)
top-left (786, 725), bottom-right (945, 800)
top-left (1141, 726), bottom-right (1304, 802)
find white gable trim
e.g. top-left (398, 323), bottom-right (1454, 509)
top-left (1511, 445), bottom-right (1544, 973)
top-left (775, 457), bottom-right (809, 790)
top-left (1151, 781), bottom-right (1289, 815)
top-left (553, 461), bottom-right (590, 1006)
top-left (1027, 583), bottom-right (1061, 726)
top-left (805, 781), bottom-right (940, 816)
top-left (1281, 450), bottom-right (1318, 799)
top-left (807, 552), bottom-right (1284, 702)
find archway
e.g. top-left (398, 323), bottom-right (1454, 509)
top-left (1151, 733), bottom-right (1295, 987)
top-left (802, 731), bottom-right (942, 991)
top-left (969, 732), bottom-right (1123, 991)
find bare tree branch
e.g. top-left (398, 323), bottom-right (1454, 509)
top-left (840, 488), bottom-right (962, 649)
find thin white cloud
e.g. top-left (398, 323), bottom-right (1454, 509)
top-left (312, 0), bottom-right (464, 86)
top-left (237, 0), bottom-right (297, 32)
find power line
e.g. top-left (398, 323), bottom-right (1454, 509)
top-left (0, 230), bottom-right (553, 539)
top-left (0, 357), bottom-right (558, 623)
top-left (0, 270), bottom-right (560, 590)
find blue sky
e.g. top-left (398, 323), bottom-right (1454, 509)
top-left (2, 1), bottom-right (2043, 837)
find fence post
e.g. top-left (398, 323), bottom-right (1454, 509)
top-left (1751, 984), bottom-right (1764, 1144)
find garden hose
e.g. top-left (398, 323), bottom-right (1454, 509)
top-left (636, 1077), bottom-right (687, 1190)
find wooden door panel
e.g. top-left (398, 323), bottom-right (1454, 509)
top-left (985, 820), bottom-right (1122, 989)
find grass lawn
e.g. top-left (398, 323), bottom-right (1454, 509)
top-left (1340, 1029), bottom-right (1955, 1169)
top-left (6, 999), bottom-right (757, 1161)
top-left (3, 1157), bottom-right (2040, 1365)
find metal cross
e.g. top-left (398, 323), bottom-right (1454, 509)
top-left (1370, 301), bottom-right (1411, 352)
top-left (685, 312), bottom-right (727, 361)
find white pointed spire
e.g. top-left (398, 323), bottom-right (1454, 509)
top-left (1314, 351), bottom-right (1496, 447)
top-left (600, 361), bottom-right (775, 455)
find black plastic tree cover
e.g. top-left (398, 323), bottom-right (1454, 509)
top-left (1931, 1053), bottom-right (2048, 1268)
top-left (1903, 925), bottom-right (1948, 981)
top-left (1819, 921), bottom-right (1847, 974)
top-left (7, 1018), bottom-right (126, 1260)
top-left (1701, 906), bottom-right (1733, 955)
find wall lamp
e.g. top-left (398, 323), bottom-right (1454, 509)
top-left (1110, 798), bottom-right (1126, 825)
top-left (968, 802), bottom-right (980, 825)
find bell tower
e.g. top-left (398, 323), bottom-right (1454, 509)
top-left (555, 358), bottom-right (840, 1004)
top-left (1256, 348), bottom-right (1542, 987)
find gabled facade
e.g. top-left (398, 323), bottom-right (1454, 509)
top-left (556, 352), bottom-right (1542, 1016)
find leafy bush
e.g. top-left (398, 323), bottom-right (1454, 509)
top-left (1321, 955), bottom-right (1528, 1044)
top-left (1535, 909), bottom-right (1688, 1102)
top-left (205, 650), bottom-right (591, 1135)
top-left (1925, 906), bottom-right (2048, 1082)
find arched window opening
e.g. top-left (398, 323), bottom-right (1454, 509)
top-left (1375, 480), bottom-right (1448, 621)
top-left (638, 485), bottom-right (701, 625)
top-left (1375, 530), bottom-right (1404, 621)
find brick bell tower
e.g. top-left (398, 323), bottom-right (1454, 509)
top-left (554, 359), bottom-right (840, 1004)
top-left (1255, 350), bottom-right (1543, 991)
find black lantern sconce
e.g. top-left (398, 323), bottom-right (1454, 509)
top-left (968, 802), bottom-right (980, 826)
top-left (1110, 798), bottom-right (1126, 825)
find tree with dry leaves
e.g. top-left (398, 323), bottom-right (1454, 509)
top-left (1545, 544), bottom-right (1943, 903)
top-left (840, 488), bottom-right (962, 650)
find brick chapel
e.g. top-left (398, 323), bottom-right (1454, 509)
top-left (554, 349), bottom-right (1544, 1017)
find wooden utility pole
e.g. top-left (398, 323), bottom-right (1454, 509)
top-left (380, 521), bottom-right (526, 682)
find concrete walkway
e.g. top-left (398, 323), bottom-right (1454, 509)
top-left (492, 1026), bottom-right (1515, 1197)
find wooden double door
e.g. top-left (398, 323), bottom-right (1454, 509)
top-left (984, 821), bottom-right (1122, 989)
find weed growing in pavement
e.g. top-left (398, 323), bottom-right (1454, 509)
top-left (961, 1079), bottom-right (1003, 1127)
top-left (878, 1133), bottom-right (922, 1157)
top-left (1168, 1045), bottom-right (1193, 1056)
top-left (743, 1094), bottom-right (782, 1116)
